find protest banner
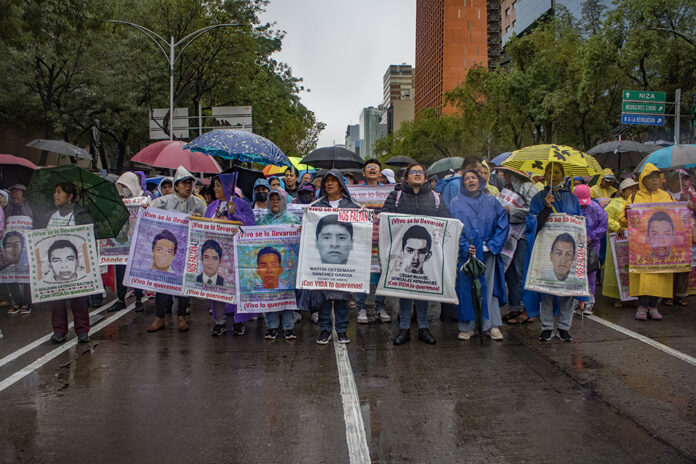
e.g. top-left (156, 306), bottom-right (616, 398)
top-left (182, 217), bottom-right (240, 303)
top-left (234, 225), bottom-right (300, 313)
top-left (27, 224), bottom-right (103, 302)
top-left (627, 202), bottom-right (692, 273)
top-left (348, 184), bottom-right (395, 273)
top-left (123, 208), bottom-right (189, 295)
top-left (688, 245), bottom-right (696, 296)
top-left (296, 207), bottom-right (373, 293)
top-left (609, 233), bottom-right (636, 301)
top-left (0, 215), bottom-right (32, 283)
top-left (98, 196), bottom-right (147, 266)
top-left (376, 213), bottom-right (463, 303)
top-left (524, 213), bottom-right (590, 297)
top-left (496, 189), bottom-right (526, 271)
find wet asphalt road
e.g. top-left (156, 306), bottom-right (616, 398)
top-left (0, 289), bottom-right (695, 463)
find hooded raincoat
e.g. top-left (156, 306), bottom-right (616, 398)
top-left (116, 172), bottom-right (145, 199)
top-left (449, 171), bottom-right (509, 323)
top-left (602, 195), bottom-right (627, 299)
top-left (620, 163), bottom-right (674, 298)
top-left (581, 198), bottom-right (608, 298)
top-left (204, 174), bottom-right (255, 226)
top-left (258, 189), bottom-right (300, 225)
top-left (150, 167), bottom-right (206, 215)
top-left (156, 177), bottom-right (173, 197)
top-left (590, 168), bottom-right (618, 200)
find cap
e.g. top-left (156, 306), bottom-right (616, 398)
top-left (381, 168), bottom-right (396, 184)
top-left (574, 184), bottom-right (591, 206)
top-left (619, 178), bottom-right (639, 191)
top-left (8, 184), bottom-right (26, 191)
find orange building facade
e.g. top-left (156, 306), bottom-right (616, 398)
top-left (415, 0), bottom-right (490, 115)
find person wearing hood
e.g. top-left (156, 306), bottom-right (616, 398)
top-left (435, 156), bottom-right (484, 207)
top-left (157, 177), bottom-right (173, 197)
top-left (147, 167), bottom-right (206, 334)
top-left (293, 181), bottom-right (316, 205)
top-left (251, 178), bottom-right (271, 222)
top-left (299, 170), bottom-right (313, 184)
top-left (480, 160), bottom-right (500, 197)
top-left (590, 168), bottom-right (617, 201)
top-left (109, 172), bottom-right (150, 313)
top-left (383, 163), bottom-right (449, 345)
top-left (268, 176), bottom-right (285, 191)
top-left (259, 189), bottom-right (300, 225)
top-left (306, 169), bottom-right (361, 344)
top-left (4, 184), bottom-right (33, 315)
top-left (662, 169), bottom-right (694, 306)
top-left (522, 162), bottom-right (581, 343)
top-left (602, 178), bottom-right (639, 307)
top-left (619, 163), bottom-right (675, 319)
top-left (449, 169), bottom-right (509, 341)
top-left (206, 174), bottom-right (255, 337)
top-left (495, 168), bottom-right (539, 325)
top-left (574, 184), bottom-right (608, 314)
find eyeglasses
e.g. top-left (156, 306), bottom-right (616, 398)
top-left (409, 170), bottom-right (425, 176)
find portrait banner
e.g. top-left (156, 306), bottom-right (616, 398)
top-left (688, 245), bottom-right (696, 296)
top-left (181, 218), bottom-right (241, 303)
top-left (0, 215), bottom-right (32, 283)
top-left (609, 233), bottom-right (636, 302)
top-left (123, 208), bottom-right (189, 295)
top-left (627, 202), bottom-right (692, 273)
top-left (524, 213), bottom-right (590, 297)
top-left (27, 224), bottom-right (103, 302)
top-left (234, 225), bottom-right (300, 313)
top-left (98, 197), bottom-right (147, 266)
top-left (376, 214), bottom-right (462, 303)
top-left (296, 207), bottom-right (373, 293)
top-left (348, 184), bottom-right (394, 273)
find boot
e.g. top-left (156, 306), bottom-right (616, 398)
top-left (393, 329), bottom-right (410, 345)
top-left (418, 328), bottom-right (436, 345)
top-left (147, 316), bottom-right (165, 332)
top-left (177, 315), bottom-right (189, 332)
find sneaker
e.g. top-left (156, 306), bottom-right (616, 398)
top-left (284, 330), bottom-right (297, 340)
top-left (457, 330), bottom-right (475, 340)
top-left (538, 330), bottom-right (553, 342)
top-left (107, 300), bottom-right (126, 312)
top-left (77, 333), bottom-right (89, 343)
top-left (557, 329), bottom-right (572, 342)
top-left (357, 309), bottom-right (368, 324)
top-left (265, 329), bottom-right (278, 340)
top-left (134, 299), bottom-right (144, 313)
top-left (582, 304), bottom-right (594, 315)
top-left (316, 330), bottom-right (332, 345)
top-left (310, 312), bottom-right (319, 324)
top-left (635, 305), bottom-right (648, 321)
top-left (210, 324), bottom-right (226, 336)
top-left (19, 306), bottom-right (31, 315)
top-left (648, 307), bottom-right (663, 320)
top-left (50, 332), bottom-right (67, 344)
top-left (393, 329), bottom-right (410, 345)
top-left (377, 308), bottom-right (392, 322)
top-left (7, 306), bottom-right (20, 315)
top-left (232, 322), bottom-right (246, 335)
top-left (488, 327), bottom-right (504, 341)
top-left (337, 332), bottom-right (350, 344)
top-left (418, 328), bottom-right (436, 344)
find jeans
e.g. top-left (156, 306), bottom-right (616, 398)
top-left (505, 238), bottom-right (527, 310)
top-left (355, 292), bottom-right (385, 311)
top-left (638, 296), bottom-right (659, 308)
top-left (116, 265), bottom-right (143, 301)
top-left (318, 299), bottom-right (349, 333)
top-left (155, 293), bottom-right (189, 318)
top-left (265, 310), bottom-right (295, 330)
top-left (399, 298), bottom-right (429, 329)
top-left (51, 296), bottom-right (90, 335)
top-left (540, 295), bottom-right (575, 331)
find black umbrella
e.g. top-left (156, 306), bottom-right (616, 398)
top-left (220, 166), bottom-right (266, 201)
top-left (385, 155), bottom-right (416, 167)
top-left (587, 140), bottom-right (658, 172)
top-left (461, 243), bottom-right (486, 345)
top-left (26, 139), bottom-right (92, 160)
top-left (300, 147), bottom-right (364, 170)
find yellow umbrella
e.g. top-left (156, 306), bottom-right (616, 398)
top-left (502, 144), bottom-right (603, 178)
top-left (263, 156), bottom-right (314, 176)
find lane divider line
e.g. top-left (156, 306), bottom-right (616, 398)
top-left (0, 302), bottom-right (135, 393)
top-left (587, 314), bottom-right (696, 367)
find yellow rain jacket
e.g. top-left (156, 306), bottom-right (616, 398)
top-left (590, 168), bottom-right (617, 199)
top-left (601, 196), bottom-right (627, 299)
top-left (621, 163), bottom-right (674, 298)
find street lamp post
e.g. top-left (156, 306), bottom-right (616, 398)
top-left (109, 20), bottom-right (248, 140)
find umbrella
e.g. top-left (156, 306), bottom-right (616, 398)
top-left (502, 144), bottom-right (603, 177)
top-left (131, 141), bottom-right (222, 173)
top-left (262, 157), bottom-right (315, 176)
top-left (587, 141), bottom-right (658, 172)
top-left (489, 152), bottom-right (511, 167)
top-left (634, 144), bottom-right (696, 173)
top-left (461, 245), bottom-right (486, 345)
top-left (300, 147), bottom-right (364, 170)
top-left (26, 165), bottom-right (128, 239)
top-left (385, 155), bottom-right (416, 167)
top-left (26, 139), bottom-right (92, 160)
top-left (426, 157), bottom-right (464, 176)
top-left (184, 129), bottom-right (289, 166)
top-left (220, 166), bottom-right (266, 200)
top-left (0, 154), bottom-right (38, 189)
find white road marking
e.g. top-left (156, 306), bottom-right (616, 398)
top-left (587, 315), bottom-right (696, 367)
top-left (0, 303), bottom-right (135, 393)
top-left (333, 332), bottom-right (371, 464)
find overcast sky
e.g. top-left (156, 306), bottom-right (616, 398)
top-left (259, 0), bottom-right (416, 148)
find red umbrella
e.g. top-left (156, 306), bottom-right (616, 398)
top-left (0, 154), bottom-right (38, 188)
top-left (0, 154), bottom-right (38, 170)
top-left (131, 141), bottom-right (222, 173)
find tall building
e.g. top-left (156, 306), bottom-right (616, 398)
top-left (383, 64), bottom-right (415, 134)
top-left (345, 124), bottom-right (360, 155)
top-left (359, 107), bottom-right (385, 159)
top-left (415, 0), bottom-right (494, 115)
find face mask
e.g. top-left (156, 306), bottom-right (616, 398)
top-left (298, 192), bottom-right (313, 204)
top-left (121, 186), bottom-right (132, 198)
top-left (255, 192), bottom-right (268, 202)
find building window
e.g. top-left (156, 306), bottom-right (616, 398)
top-left (505, 7), bottom-right (510, 16)
top-left (458, 8), bottom-right (461, 19)
top-left (505, 26), bottom-right (510, 32)
top-left (512, 20), bottom-right (516, 26)
top-left (478, 9), bottom-right (481, 19)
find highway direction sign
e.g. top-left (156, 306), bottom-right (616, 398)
top-left (621, 114), bottom-right (665, 126)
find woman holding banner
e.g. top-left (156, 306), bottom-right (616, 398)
top-left (523, 162), bottom-right (581, 343)
top-left (619, 163), bottom-right (674, 320)
top-left (207, 174), bottom-right (256, 337)
top-left (4, 184), bottom-right (33, 315)
top-left (383, 162), bottom-right (450, 345)
top-left (449, 169), bottom-right (509, 341)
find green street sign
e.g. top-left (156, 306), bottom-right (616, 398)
top-left (622, 90), bottom-right (666, 102)
top-left (622, 102), bottom-right (666, 114)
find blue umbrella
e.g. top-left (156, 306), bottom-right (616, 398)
top-left (489, 152), bottom-right (511, 166)
top-left (184, 129), bottom-right (290, 166)
top-left (634, 144), bottom-right (696, 173)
